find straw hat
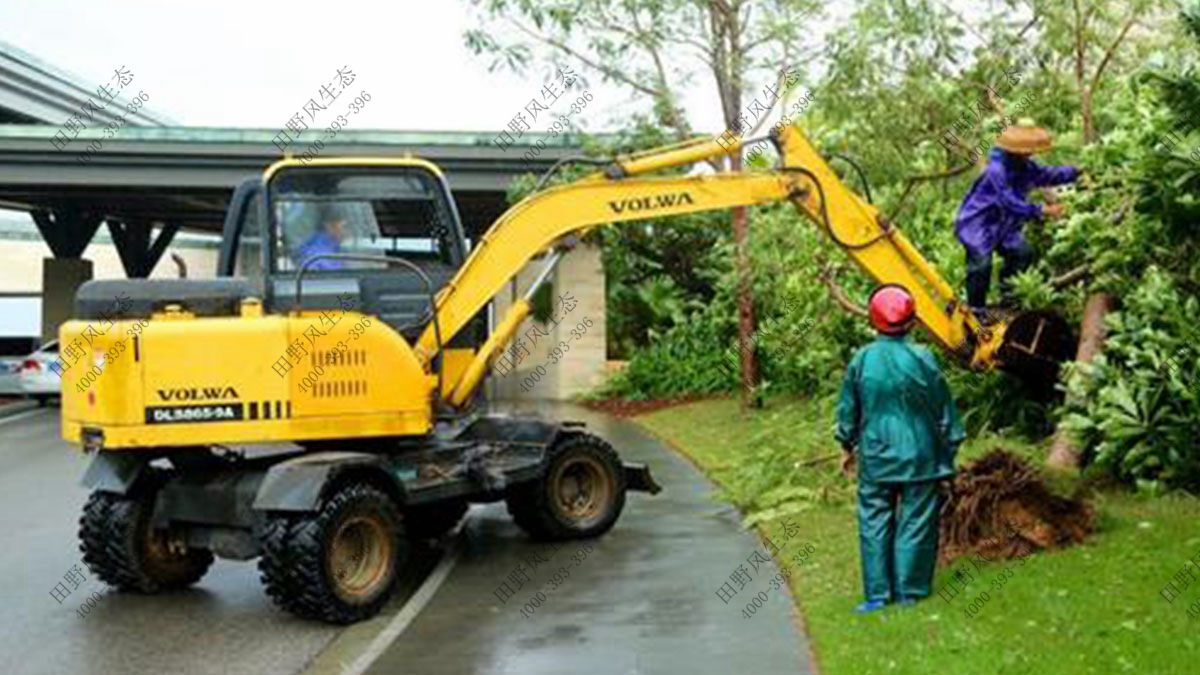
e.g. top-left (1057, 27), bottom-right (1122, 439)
top-left (996, 118), bottom-right (1053, 155)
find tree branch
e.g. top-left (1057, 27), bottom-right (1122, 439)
top-left (507, 18), bottom-right (659, 98)
top-left (1072, 0), bottom-right (1086, 92)
top-left (1050, 264), bottom-right (1090, 288)
top-left (669, 35), bottom-right (718, 67)
top-left (1081, 5), bottom-right (1097, 35)
top-left (1090, 13), bottom-right (1138, 93)
top-left (887, 163), bottom-right (976, 221)
top-left (818, 264), bottom-right (869, 318)
top-left (967, 80), bottom-right (1006, 116)
top-left (742, 46), bottom-right (792, 138)
top-left (1017, 13), bottom-right (1040, 39)
top-left (627, 8), bottom-right (687, 139)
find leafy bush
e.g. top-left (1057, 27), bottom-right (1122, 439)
top-left (1060, 268), bottom-right (1200, 491)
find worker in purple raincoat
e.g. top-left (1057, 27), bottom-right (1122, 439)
top-left (954, 120), bottom-right (1079, 314)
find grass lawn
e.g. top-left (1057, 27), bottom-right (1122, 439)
top-left (635, 396), bottom-right (1200, 675)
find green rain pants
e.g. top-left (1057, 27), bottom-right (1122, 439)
top-left (857, 479), bottom-right (942, 603)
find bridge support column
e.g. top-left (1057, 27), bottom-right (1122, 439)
top-left (41, 259), bottom-right (93, 343)
top-left (107, 219), bottom-right (180, 278)
top-left (32, 207), bottom-right (102, 344)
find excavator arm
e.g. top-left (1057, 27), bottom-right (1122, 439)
top-left (420, 125), bottom-right (1067, 408)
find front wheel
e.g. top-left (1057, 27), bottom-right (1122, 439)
top-left (506, 432), bottom-right (626, 540)
top-left (258, 483), bottom-right (405, 624)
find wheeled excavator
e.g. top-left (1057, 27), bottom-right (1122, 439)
top-left (58, 124), bottom-right (1072, 623)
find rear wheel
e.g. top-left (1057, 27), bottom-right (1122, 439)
top-left (258, 483), bottom-right (405, 624)
top-left (78, 475), bottom-right (214, 593)
top-left (506, 432), bottom-right (626, 540)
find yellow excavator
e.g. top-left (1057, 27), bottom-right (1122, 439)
top-left (57, 124), bottom-right (1071, 624)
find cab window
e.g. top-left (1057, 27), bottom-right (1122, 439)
top-left (268, 168), bottom-right (460, 274)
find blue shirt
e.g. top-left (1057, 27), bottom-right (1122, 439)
top-left (954, 148), bottom-right (1078, 256)
top-left (293, 230), bottom-right (343, 270)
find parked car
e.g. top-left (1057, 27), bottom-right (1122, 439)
top-left (0, 356), bottom-right (22, 396)
top-left (18, 341), bottom-right (60, 405)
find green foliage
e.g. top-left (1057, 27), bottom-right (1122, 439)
top-left (594, 122), bottom-right (734, 358)
top-left (598, 297), bottom-right (737, 399)
top-left (1042, 7), bottom-right (1200, 491)
top-left (599, 201), bottom-right (872, 400)
top-left (1061, 268), bottom-right (1200, 491)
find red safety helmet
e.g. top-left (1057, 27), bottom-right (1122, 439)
top-left (868, 285), bottom-right (916, 334)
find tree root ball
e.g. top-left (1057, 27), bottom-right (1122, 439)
top-left (938, 449), bottom-right (1095, 564)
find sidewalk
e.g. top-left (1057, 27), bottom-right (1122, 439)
top-left (365, 402), bottom-right (813, 675)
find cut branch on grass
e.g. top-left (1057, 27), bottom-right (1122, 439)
top-left (887, 163), bottom-right (977, 221)
top-left (794, 452), bottom-right (841, 468)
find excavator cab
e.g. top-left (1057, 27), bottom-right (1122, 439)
top-left (211, 159), bottom-right (491, 402)
top-left (219, 159), bottom-right (471, 342)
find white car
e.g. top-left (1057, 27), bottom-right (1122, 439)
top-left (0, 356), bottom-right (23, 396)
top-left (18, 341), bottom-right (61, 405)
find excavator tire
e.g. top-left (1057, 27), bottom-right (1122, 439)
top-left (79, 473), bottom-right (214, 593)
top-left (258, 483), bottom-right (406, 624)
top-left (403, 499), bottom-right (469, 543)
top-left (505, 431), bottom-right (626, 541)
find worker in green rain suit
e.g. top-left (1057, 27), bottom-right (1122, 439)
top-left (836, 284), bottom-right (965, 613)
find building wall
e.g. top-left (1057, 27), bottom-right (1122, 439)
top-left (490, 243), bottom-right (607, 401)
top-left (0, 238), bottom-right (220, 292)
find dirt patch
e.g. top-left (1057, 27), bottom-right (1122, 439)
top-left (581, 396), bottom-right (716, 418)
top-left (939, 449), bottom-right (1095, 564)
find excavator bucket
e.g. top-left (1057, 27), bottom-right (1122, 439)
top-left (995, 311), bottom-right (1077, 399)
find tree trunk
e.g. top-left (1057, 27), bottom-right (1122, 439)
top-left (1047, 292), bottom-right (1112, 469)
top-left (1081, 86), bottom-right (1095, 145)
top-left (714, 4), bottom-right (759, 409)
top-left (730, 152), bottom-right (760, 408)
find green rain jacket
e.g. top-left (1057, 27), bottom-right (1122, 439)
top-left (835, 334), bottom-right (966, 482)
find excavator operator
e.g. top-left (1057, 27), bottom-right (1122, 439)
top-left (293, 217), bottom-right (347, 271)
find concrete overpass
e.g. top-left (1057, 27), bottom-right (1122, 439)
top-left (0, 124), bottom-right (579, 340)
top-left (0, 38), bottom-right (597, 395)
top-left (0, 38), bottom-right (171, 126)
top-left (0, 125), bottom-right (576, 234)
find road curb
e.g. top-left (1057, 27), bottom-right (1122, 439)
top-left (0, 400), bottom-right (39, 421)
top-left (337, 529), bottom-right (464, 675)
top-left (299, 514), bottom-right (468, 675)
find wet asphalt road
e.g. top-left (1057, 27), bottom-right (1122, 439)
top-left (0, 407), bottom-right (348, 675)
top-left (366, 402), bottom-right (813, 675)
top-left (0, 403), bottom-right (812, 675)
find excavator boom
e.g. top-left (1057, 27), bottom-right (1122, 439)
top-left (422, 125), bottom-right (1070, 407)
